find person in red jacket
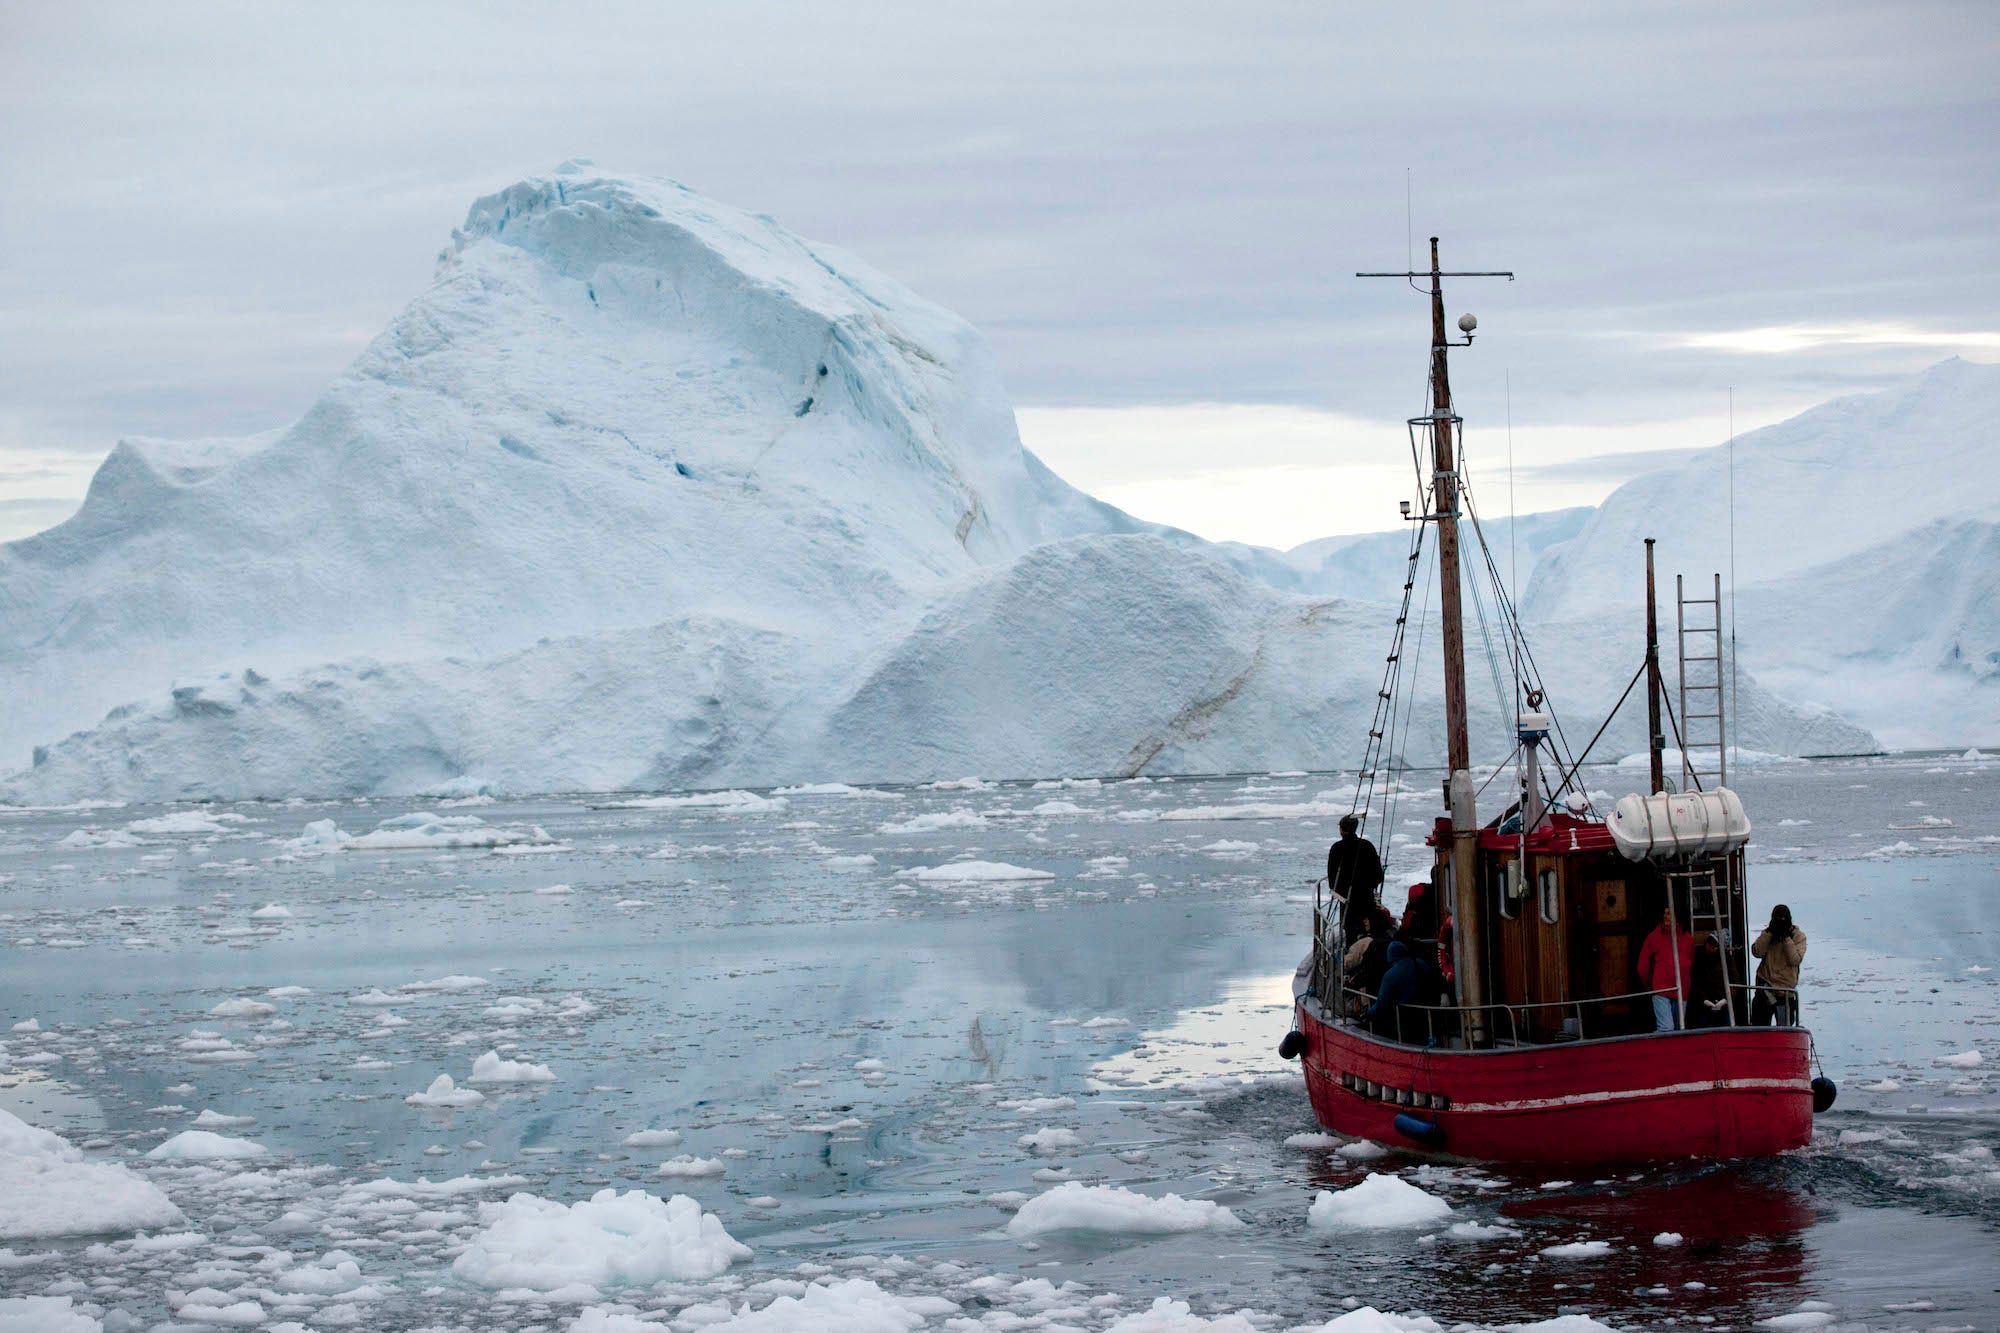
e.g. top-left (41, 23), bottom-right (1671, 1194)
top-left (1636, 905), bottom-right (1695, 1032)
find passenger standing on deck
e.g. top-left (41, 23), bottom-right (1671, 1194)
top-left (1750, 905), bottom-right (1807, 1026)
top-left (1637, 905), bottom-right (1695, 1032)
top-left (1326, 814), bottom-right (1384, 941)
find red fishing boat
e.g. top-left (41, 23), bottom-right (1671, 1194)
top-left (1279, 240), bottom-right (1834, 1162)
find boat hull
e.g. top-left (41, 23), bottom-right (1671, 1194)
top-left (1295, 1000), bottom-right (1813, 1162)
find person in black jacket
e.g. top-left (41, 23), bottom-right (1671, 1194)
top-left (1326, 814), bottom-right (1384, 940)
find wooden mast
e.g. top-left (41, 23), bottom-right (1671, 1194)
top-left (1645, 538), bottom-right (1666, 795)
top-left (1357, 240), bottom-right (1511, 1048)
top-left (1422, 239), bottom-right (1489, 1040)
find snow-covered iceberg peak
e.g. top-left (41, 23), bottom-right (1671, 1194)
top-left (0, 164), bottom-right (1139, 770)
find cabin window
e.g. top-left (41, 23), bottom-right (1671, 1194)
top-left (1492, 858), bottom-right (1518, 920)
top-left (1537, 868), bottom-right (1560, 924)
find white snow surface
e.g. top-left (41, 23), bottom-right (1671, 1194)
top-left (0, 1105), bottom-right (183, 1240)
top-left (452, 1187), bottom-right (751, 1289)
top-left (0, 165), bottom-right (1887, 802)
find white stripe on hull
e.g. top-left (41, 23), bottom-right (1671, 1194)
top-left (1432, 1077), bottom-right (1807, 1115)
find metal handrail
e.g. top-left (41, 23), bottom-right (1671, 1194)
top-left (1730, 980), bottom-right (1802, 1026)
top-left (1335, 983), bottom-right (1716, 1048)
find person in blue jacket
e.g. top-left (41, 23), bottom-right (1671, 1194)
top-left (1363, 937), bottom-right (1437, 1042)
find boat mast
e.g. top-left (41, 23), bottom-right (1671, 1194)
top-left (1359, 239), bottom-right (1512, 1047)
top-left (1645, 538), bottom-right (1666, 795)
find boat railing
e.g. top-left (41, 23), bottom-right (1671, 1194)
top-left (1332, 983), bottom-right (1780, 1048)
top-left (1728, 981), bottom-right (1802, 1027)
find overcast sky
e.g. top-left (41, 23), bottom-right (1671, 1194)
top-left (3, 1), bottom-right (1995, 546)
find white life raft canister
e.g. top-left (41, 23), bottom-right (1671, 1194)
top-left (1607, 787), bottom-right (1751, 861)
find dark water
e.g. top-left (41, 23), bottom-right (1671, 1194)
top-left (0, 756), bottom-right (1994, 1330)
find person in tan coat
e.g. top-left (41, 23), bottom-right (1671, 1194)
top-left (1750, 904), bottom-right (1807, 1026)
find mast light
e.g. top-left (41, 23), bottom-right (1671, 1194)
top-left (1457, 313), bottom-right (1478, 334)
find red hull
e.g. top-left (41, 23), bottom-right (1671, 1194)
top-left (1295, 1000), bottom-right (1813, 1162)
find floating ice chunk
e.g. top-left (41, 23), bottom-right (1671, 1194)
top-left (58, 828), bottom-right (141, 850)
top-left (1002, 1096), bottom-right (1077, 1116)
top-left (468, 1050), bottom-right (555, 1084)
top-left (266, 986), bottom-right (312, 998)
top-left (1100, 1299), bottom-right (1262, 1331)
top-left (272, 1250), bottom-right (365, 1294)
top-left (1654, 1231), bottom-right (1685, 1246)
top-left (1445, 1221), bottom-right (1520, 1240)
top-left (693, 1278), bottom-right (959, 1331)
top-left (1337, 1140), bottom-right (1390, 1161)
top-left (1862, 1078), bottom-right (1902, 1091)
top-left (1006, 1182), bottom-right (1244, 1236)
top-left (127, 811), bottom-right (244, 835)
top-left (9, 1020), bottom-right (37, 1033)
top-left (926, 777), bottom-right (993, 791)
top-left (147, 1129), bottom-right (267, 1161)
top-left (1499, 1318), bottom-right (1622, 1333)
top-left (1284, 1132), bottom-right (1342, 1149)
top-left (1160, 800), bottom-right (1351, 822)
top-left (0, 1105), bottom-right (183, 1240)
top-left (896, 861), bottom-right (1054, 882)
top-left (1753, 1313), bottom-right (1836, 1331)
top-left (348, 988), bottom-right (400, 1006)
top-left (407, 1075), bottom-right (486, 1108)
top-left (0, 1295), bottom-right (104, 1331)
top-left (602, 790), bottom-right (787, 813)
top-left (283, 818), bottom-right (352, 853)
top-left (1018, 1126), bottom-right (1081, 1153)
top-left (350, 812), bottom-right (555, 850)
top-left (824, 853), bottom-right (875, 868)
top-left (453, 1188), bottom-right (750, 1289)
top-left (172, 1297), bottom-right (266, 1326)
top-left (570, 1309), bottom-right (667, 1333)
top-left (400, 974), bottom-right (488, 992)
top-left (192, 1110), bottom-right (256, 1128)
top-left (1933, 1050), bottom-right (1983, 1068)
top-left (535, 883), bottom-right (574, 895)
top-left (657, 1155), bottom-right (725, 1177)
top-left (248, 903), bottom-right (291, 920)
top-left (1031, 800), bottom-right (1087, 816)
top-left (622, 1129), bottom-right (683, 1148)
top-left (1307, 1175), bottom-right (1452, 1229)
top-left (878, 808), bottom-right (987, 834)
top-left (1540, 1239), bottom-right (1614, 1259)
top-left (1201, 839), bottom-right (1259, 854)
top-left (209, 997), bottom-right (275, 1018)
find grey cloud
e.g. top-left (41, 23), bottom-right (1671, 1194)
top-left (0, 0), bottom-right (1992, 465)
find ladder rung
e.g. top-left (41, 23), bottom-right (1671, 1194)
top-left (1682, 597), bottom-right (1719, 605)
top-left (1683, 656), bottom-right (1720, 664)
top-left (1681, 626), bottom-right (1719, 633)
top-left (1685, 713), bottom-right (1721, 720)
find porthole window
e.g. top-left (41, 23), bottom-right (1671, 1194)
top-left (1538, 868), bottom-right (1559, 924)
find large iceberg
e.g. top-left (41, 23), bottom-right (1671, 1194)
top-left (0, 165), bottom-right (1891, 800)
